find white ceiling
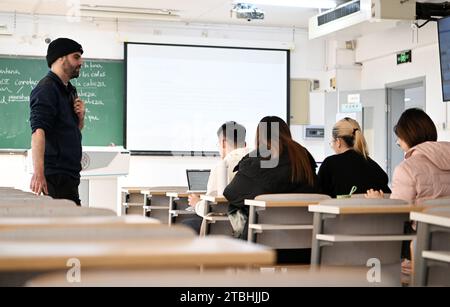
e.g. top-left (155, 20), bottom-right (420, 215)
top-left (0, 0), bottom-right (351, 28)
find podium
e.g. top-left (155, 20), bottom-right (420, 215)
top-left (27, 146), bottom-right (130, 215)
top-left (79, 146), bottom-right (130, 215)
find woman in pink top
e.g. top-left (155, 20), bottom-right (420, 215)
top-left (367, 108), bottom-right (450, 203)
top-left (366, 108), bottom-right (450, 278)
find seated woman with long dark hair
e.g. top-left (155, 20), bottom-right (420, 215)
top-left (223, 116), bottom-right (318, 240)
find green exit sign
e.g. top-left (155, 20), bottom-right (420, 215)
top-left (397, 50), bottom-right (412, 65)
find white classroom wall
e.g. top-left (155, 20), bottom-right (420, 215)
top-left (356, 22), bottom-right (450, 141)
top-left (0, 14), bottom-right (327, 189)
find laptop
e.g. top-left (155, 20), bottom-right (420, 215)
top-left (186, 169), bottom-right (211, 193)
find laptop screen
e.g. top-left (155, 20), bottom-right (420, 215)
top-left (186, 169), bottom-right (211, 192)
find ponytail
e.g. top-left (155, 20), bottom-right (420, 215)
top-left (353, 128), bottom-right (369, 159)
top-left (332, 117), bottom-right (369, 159)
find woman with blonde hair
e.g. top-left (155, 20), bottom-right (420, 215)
top-left (318, 117), bottom-right (390, 198)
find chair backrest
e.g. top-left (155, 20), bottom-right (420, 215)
top-left (255, 193), bottom-right (331, 202)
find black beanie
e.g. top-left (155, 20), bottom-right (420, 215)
top-left (46, 38), bottom-right (83, 68)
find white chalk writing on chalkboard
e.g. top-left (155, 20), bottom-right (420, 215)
top-left (0, 62), bottom-right (109, 120)
top-left (0, 57), bottom-right (123, 148)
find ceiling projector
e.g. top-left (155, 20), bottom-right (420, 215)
top-left (231, 3), bottom-right (264, 21)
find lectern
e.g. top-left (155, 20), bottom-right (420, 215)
top-left (79, 146), bottom-right (130, 215)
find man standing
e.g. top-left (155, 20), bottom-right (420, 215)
top-left (29, 38), bottom-right (85, 205)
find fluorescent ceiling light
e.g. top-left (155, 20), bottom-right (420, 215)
top-left (233, 0), bottom-right (337, 9)
top-left (79, 4), bottom-right (180, 20)
top-left (80, 5), bottom-right (177, 15)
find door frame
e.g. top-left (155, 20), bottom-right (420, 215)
top-left (385, 76), bottom-right (426, 180)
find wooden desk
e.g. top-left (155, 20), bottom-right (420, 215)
top-left (309, 198), bottom-right (418, 266)
top-left (121, 187), bottom-right (150, 194)
top-left (166, 192), bottom-right (197, 226)
top-left (27, 264), bottom-right (402, 287)
top-left (0, 204), bottom-right (115, 218)
top-left (0, 198), bottom-right (76, 207)
top-left (0, 236), bottom-right (275, 272)
top-left (121, 186), bottom-right (187, 215)
top-left (136, 187), bottom-right (187, 223)
top-left (0, 223), bottom-right (194, 243)
top-left (308, 203), bottom-right (421, 215)
top-left (422, 198), bottom-right (450, 209)
top-left (245, 195), bottom-right (329, 249)
top-left (200, 195), bottom-right (231, 236)
top-left (0, 195), bottom-right (52, 201)
top-left (201, 195), bottom-right (228, 204)
top-left (200, 195), bottom-right (228, 216)
top-left (0, 215), bottom-right (160, 231)
top-left (0, 193), bottom-right (39, 198)
top-left (121, 187), bottom-right (151, 216)
top-left (411, 208), bottom-right (450, 286)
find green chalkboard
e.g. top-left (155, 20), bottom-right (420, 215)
top-left (0, 56), bottom-right (124, 149)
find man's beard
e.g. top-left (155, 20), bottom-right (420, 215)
top-left (70, 66), bottom-right (81, 79)
top-left (63, 60), bottom-right (81, 79)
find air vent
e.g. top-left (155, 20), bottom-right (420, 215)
top-left (309, 0), bottom-right (415, 40)
top-left (318, 1), bottom-right (361, 26)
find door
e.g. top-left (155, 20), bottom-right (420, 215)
top-left (386, 80), bottom-right (426, 180)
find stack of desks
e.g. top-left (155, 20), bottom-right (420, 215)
top-left (122, 186), bottom-right (207, 226)
top-left (122, 186), bottom-right (188, 222)
top-left (120, 186), bottom-right (150, 216)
